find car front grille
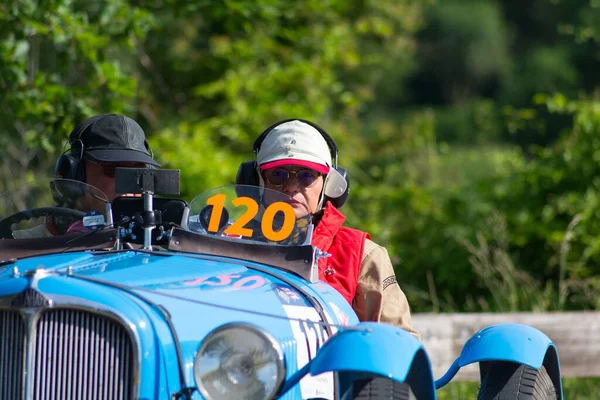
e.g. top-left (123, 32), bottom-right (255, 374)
top-left (0, 310), bottom-right (25, 400)
top-left (0, 308), bottom-right (135, 400)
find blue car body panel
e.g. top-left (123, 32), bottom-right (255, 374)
top-left (458, 323), bottom-right (555, 369)
top-left (1, 247), bottom-right (562, 399)
top-left (1, 250), bottom-right (363, 399)
top-left (309, 322), bottom-right (436, 400)
top-left (435, 323), bottom-right (563, 398)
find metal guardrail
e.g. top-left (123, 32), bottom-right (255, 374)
top-left (412, 312), bottom-right (600, 380)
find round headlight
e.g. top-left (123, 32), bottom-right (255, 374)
top-left (194, 323), bottom-right (285, 400)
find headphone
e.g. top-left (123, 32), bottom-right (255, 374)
top-left (54, 118), bottom-right (99, 182)
top-left (235, 118), bottom-right (350, 209)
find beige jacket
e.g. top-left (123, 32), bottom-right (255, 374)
top-left (353, 238), bottom-right (420, 340)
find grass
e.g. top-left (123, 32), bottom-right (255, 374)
top-left (435, 377), bottom-right (600, 399)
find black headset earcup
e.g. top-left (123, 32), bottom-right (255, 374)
top-left (236, 161), bottom-right (259, 186)
top-left (55, 154), bottom-right (84, 182)
top-left (326, 166), bottom-right (350, 209)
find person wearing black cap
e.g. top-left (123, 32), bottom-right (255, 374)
top-left (13, 114), bottom-right (159, 239)
top-left (55, 113), bottom-right (160, 201)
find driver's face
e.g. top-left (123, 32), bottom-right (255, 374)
top-left (85, 158), bottom-right (147, 202)
top-left (262, 165), bottom-right (324, 219)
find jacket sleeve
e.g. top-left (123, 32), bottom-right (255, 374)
top-left (12, 223), bottom-right (54, 239)
top-left (352, 239), bottom-right (420, 340)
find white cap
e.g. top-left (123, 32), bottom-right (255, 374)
top-left (256, 120), bottom-right (347, 200)
top-left (257, 120), bottom-right (332, 174)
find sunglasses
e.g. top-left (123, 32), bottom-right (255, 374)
top-left (87, 158), bottom-right (147, 178)
top-left (263, 168), bottom-right (322, 188)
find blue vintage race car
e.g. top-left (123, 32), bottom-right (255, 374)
top-left (0, 169), bottom-right (563, 399)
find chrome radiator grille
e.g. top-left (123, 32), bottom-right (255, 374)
top-left (0, 311), bottom-right (25, 400)
top-left (0, 308), bottom-right (135, 400)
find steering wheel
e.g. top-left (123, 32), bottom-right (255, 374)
top-left (0, 207), bottom-right (86, 239)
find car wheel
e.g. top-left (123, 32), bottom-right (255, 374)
top-left (343, 377), bottom-right (412, 400)
top-left (477, 361), bottom-right (558, 400)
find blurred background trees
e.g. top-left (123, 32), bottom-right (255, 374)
top-left (1, 0), bottom-right (599, 313)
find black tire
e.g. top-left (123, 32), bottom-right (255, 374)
top-left (347, 377), bottom-right (412, 400)
top-left (477, 361), bottom-right (558, 400)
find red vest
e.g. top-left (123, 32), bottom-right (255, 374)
top-left (311, 202), bottom-right (370, 304)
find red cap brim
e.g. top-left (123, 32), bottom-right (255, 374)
top-left (260, 159), bottom-right (330, 174)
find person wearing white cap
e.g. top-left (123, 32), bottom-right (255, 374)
top-left (237, 119), bottom-right (419, 338)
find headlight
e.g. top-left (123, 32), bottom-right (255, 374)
top-left (194, 323), bottom-right (285, 400)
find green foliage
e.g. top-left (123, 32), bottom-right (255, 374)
top-left (345, 105), bottom-right (525, 311)
top-left (142, 0), bottom-right (422, 199)
top-left (3, 0), bottom-right (600, 315)
top-left (436, 377), bottom-right (600, 400)
top-left (499, 46), bottom-right (580, 106)
top-left (416, 0), bottom-right (511, 102)
top-left (150, 121), bottom-right (243, 201)
top-left (442, 94), bottom-right (600, 311)
top-left (432, 99), bottom-right (503, 144)
top-left (0, 0), bottom-right (154, 184)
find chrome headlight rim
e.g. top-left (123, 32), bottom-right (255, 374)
top-left (194, 322), bottom-right (286, 400)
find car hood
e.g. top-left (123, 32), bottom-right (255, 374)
top-left (1, 249), bottom-right (316, 321)
top-left (0, 249), bottom-right (335, 392)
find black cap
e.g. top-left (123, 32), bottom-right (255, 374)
top-left (69, 114), bottom-right (160, 166)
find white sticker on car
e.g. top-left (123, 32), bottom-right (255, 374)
top-left (283, 305), bottom-right (334, 400)
top-left (82, 211), bottom-right (105, 230)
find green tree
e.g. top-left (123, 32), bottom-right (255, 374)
top-left (140, 0), bottom-right (423, 199)
top-left (0, 0), bottom-right (154, 188)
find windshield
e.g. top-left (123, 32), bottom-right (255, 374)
top-left (186, 185), bottom-right (314, 246)
top-left (0, 178), bottom-right (110, 239)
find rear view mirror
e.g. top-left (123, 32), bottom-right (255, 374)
top-left (115, 168), bottom-right (180, 195)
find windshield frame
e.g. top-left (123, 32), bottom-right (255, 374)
top-left (168, 227), bottom-right (319, 282)
top-left (185, 184), bottom-right (315, 247)
top-left (0, 228), bottom-right (119, 263)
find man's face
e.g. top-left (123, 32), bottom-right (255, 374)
top-left (85, 158), bottom-right (147, 202)
top-left (262, 165), bottom-right (325, 219)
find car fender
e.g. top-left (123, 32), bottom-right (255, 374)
top-left (436, 323), bottom-right (562, 396)
top-left (310, 322), bottom-right (436, 400)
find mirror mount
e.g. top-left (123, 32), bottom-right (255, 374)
top-left (115, 168), bottom-right (181, 250)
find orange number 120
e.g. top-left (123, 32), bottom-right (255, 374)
top-left (205, 194), bottom-right (296, 242)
